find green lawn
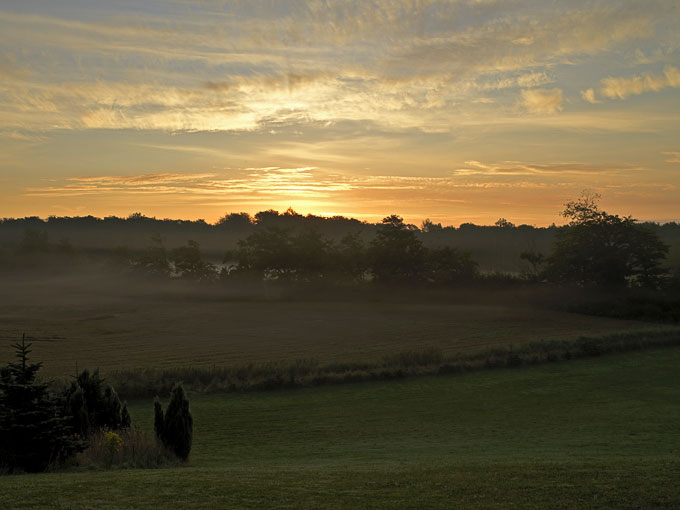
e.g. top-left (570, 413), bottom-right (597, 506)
top-left (2, 347), bottom-right (679, 509)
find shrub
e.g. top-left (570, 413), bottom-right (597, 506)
top-left (62, 369), bottom-right (131, 437)
top-left (154, 384), bottom-right (193, 461)
top-left (74, 427), bottom-right (178, 470)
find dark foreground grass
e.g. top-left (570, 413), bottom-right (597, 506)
top-left (2, 461), bottom-right (679, 509)
top-left (2, 347), bottom-right (680, 509)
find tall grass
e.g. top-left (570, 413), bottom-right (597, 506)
top-left (101, 329), bottom-right (680, 399)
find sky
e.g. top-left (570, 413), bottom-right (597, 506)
top-left (1, 0), bottom-right (679, 226)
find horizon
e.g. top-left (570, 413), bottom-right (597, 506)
top-left (2, 207), bottom-right (679, 229)
top-left (1, 1), bottom-right (679, 226)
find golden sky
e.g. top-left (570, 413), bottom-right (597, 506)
top-left (1, 0), bottom-right (680, 226)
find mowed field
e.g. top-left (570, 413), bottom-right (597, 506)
top-left (0, 278), bottom-right (674, 376)
top-left (1, 347), bottom-right (679, 509)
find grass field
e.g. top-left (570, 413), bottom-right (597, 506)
top-left (2, 347), bottom-right (679, 509)
top-left (0, 279), bottom-right (674, 377)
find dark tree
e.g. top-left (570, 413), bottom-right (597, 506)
top-left (545, 194), bottom-right (668, 287)
top-left (73, 368), bottom-right (106, 430)
top-left (229, 226), bottom-right (296, 280)
top-left (134, 234), bottom-right (171, 278)
top-left (494, 218), bottom-right (515, 229)
top-left (120, 402), bottom-right (131, 429)
top-left (64, 384), bottom-right (89, 437)
top-left (290, 229), bottom-right (334, 282)
top-left (0, 336), bottom-right (84, 472)
top-left (153, 384), bottom-right (193, 461)
top-left (334, 232), bottom-right (369, 282)
top-left (153, 397), bottom-right (165, 441)
top-left (369, 215), bottom-right (425, 283)
top-left (425, 246), bottom-right (478, 284)
top-left (102, 385), bottom-right (122, 430)
top-left (216, 212), bottom-right (253, 230)
top-left (170, 240), bottom-right (217, 282)
top-left (62, 369), bottom-right (129, 435)
top-left (520, 250), bottom-right (546, 281)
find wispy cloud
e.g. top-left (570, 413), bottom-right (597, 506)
top-left (520, 88), bottom-right (564, 114)
top-left (663, 151), bottom-right (680, 163)
top-left (454, 160), bottom-right (645, 176)
top-left (600, 66), bottom-right (680, 100)
top-left (2, 2), bottom-right (678, 133)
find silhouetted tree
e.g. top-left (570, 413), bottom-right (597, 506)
top-left (134, 234), bottom-right (171, 278)
top-left (421, 218), bottom-right (443, 232)
top-left (64, 384), bottom-right (89, 437)
top-left (546, 194), bottom-right (668, 287)
top-left (154, 384), bottom-right (193, 461)
top-left (102, 385), bottom-right (122, 430)
top-left (0, 336), bottom-right (85, 472)
top-left (335, 232), bottom-right (369, 282)
top-left (229, 226), bottom-right (296, 280)
top-left (170, 240), bottom-right (218, 282)
top-left (290, 230), bottom-right (333, 282)
top-left (62, 369), bottom-right (129, 435)
top-left (425, 246), bottom-right (478, 284)
top-left (520, 250), bottom-right (546, 281)
top-left (120, 402), bottom-right (131, 429)
top-left (153, 397), bottom-right (165, 440)
top-left (370, 215), bottom-right (425, 283)
top-left (494, 218), bottom-right (515, 229)
top-left (216, 212), bottom-right (253, 229)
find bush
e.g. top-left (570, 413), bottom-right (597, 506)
top-left (61, 368), bottom-right (131, 437)
top-left (73, 427), bottom-right (178, 470)
top-left (154, 384), bottom-right (193, 461)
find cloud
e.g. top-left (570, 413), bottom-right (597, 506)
top-left (2, 1), bottom-right (678, 134)
top-left (600, 66), bottom-right (680, 100)
top-left (580, 88), bottom-right (600, 104)
top-left (520, 88), bottom-right (564, 114)
top-left (454, 160), bottom-right (646, 176)
top-left (663, 151), bottom-right (680, 163)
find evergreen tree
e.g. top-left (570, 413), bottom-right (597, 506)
top-left (75, 368), bottom-right (106, 428)
top-left (120, 402), bottom-right (131, 429)
top-left (154, 397), bottom-right (165, 441)
top-left (64, 383), bottom-right (89, 437)
top-left (102, 385), bottom-right (122, 430)
top-left (61, 370), bottom-right (130, 436)
top-left (153, 384), bottom-right (193, 461)
top-left (0, 336), bottom-right (85, 472)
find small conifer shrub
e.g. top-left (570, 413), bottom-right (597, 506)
top-left (153, 383), bottom-right (193, 461)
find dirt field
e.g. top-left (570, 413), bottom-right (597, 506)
top-left (0, 277), bottom-right (669, 376)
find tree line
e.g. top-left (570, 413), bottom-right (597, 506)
top-left (0, 195), bottom-right (677, 289)
top-left (2, 203), bottom-right (679, 274)
top-left (112, 195), bottom-right (677, 289)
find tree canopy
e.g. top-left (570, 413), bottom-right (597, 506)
top-left (546, 194), bottom-right (668, 287)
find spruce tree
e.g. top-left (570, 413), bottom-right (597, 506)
top-left (0, 336), bottom-right (85, 472)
